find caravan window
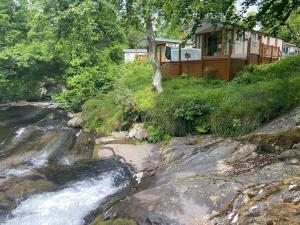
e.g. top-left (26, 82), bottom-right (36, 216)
top-left (251, 33), bottom-right (257, 41)
top-left (207, 31), bottom-right (222, 56)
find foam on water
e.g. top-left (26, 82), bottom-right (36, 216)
top-left (30, 151), bottom-right (51, 167)
top-left (15, 127), bottom-right (27, 138)
top-left (59, 156), bottom-right (71, 165)
top-left (4, 167), bottom-right (33, 176)
top-left (2, 170), bottom-right (127, 225)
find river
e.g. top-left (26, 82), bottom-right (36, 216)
top-left (0, 103), bottom-right (133, 225)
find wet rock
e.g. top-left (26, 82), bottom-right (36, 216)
top-left (129, 123), bottom-right (148, 140)
top-left (0, 101), bottom-right (59, 108)
top-left (257, 106), bottom-right (300, 133)
top-left (68, 131), bottom-right (94, 162)
top-left (292, 142), bottom-right (300, 149)
top-left (278, 149), bottom-right (299, 160)
top-left (258, 143), bottom-right (274, 153)
top-left (288, 184), bottom-right (299, 192)
top-left (67, 115), bottom-right (83, 128)
top-left (7, 179), bottom-right (56, 200)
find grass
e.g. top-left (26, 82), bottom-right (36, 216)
top-left (83, 55), bottom-right (300, 139)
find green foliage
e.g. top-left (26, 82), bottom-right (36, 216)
top-left (0, 0), bottom-right (130, 104)
top-left (94, 55), bottom-right (300, 138)
top-left (83, 61), bottom-right (153, 134)
top-left (146, 124), bottom-right (171, 143)
top-left (83, 83), bottom-right (137, 134)
top-left (55, 43), bottom-right (124, 111)
top-left (84, 54), bottom-right (300, 139)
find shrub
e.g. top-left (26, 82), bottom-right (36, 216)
top-left (146, 123), bottom-right (171, 143)
top-left (55, 43), bottom-right (124, 111)
top-left (83, 54), bottom-right (300, 138)
top-left (83, 85), bottom-right (137, 134)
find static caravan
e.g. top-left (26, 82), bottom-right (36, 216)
top-left (283, 43), bottom-right (300, 56)
top-left (123, 49), bottom-right (148, 63)
top-left (160, 22), bottom-right (283, 80)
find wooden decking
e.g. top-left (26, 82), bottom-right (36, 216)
top-left (160, 43), bottom-right (282, 81)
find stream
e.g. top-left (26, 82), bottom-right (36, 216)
top-left (0, 103), bottom-right (133, 225)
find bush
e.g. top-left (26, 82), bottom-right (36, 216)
top-left (146, 123), bottom-right (171, 143)
top-left (83, 54), bottom-right (300, 138)
top-left (83, 61), bottom-right (153, 134)
top-left (83, 85), bottom-right (137, 134)
top-left (154, 55), bottom-right (300, 136)
top-left (55, 43), bottom-right (124, 111)
top-left (55, 66), bottom-right (119, 111)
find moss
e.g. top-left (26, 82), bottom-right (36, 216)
top-left (170, 160), bottom-right (183, 169)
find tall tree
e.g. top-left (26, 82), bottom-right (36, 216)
top-left (242, 0), bottom-right (300, 33)
top-left (166, 0), bottom-right (300, 37)
top-left (128, 0), bottom-right (165, 92)
top-left (164, 0), bottom-right (238, 36)
top-left (0, 0), bottom-right (28, 49)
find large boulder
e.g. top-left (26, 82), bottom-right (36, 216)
top-left (129, 123), bottom-right (148, 140)
top-left (67, 114), bottom-right (83, 128)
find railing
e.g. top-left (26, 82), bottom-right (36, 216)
top-left (262, 45), bottom-right (281, 58)
top-left (170, 48), bottom-right (202, 62)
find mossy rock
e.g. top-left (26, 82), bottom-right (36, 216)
top-left (7, 179), bottom-right (55, 200)
top-left (89, 216), bottom-right (136, 225)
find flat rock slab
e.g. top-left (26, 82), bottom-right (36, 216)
top-left (95, 144), bottom-right (160, 172)
top-left (256, 106), bottom-right (300, 134)
top-left (0, 101), bottom-right (59, 108)
top-left (108, 176), bottom-right (243, 225)
top-left (104, 135), bottom-right (300, 225)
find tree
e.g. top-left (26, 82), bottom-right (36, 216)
top-left (166, 0), bottom-right (300, 37)
top-left (128, 0), bottom-right (165, 92)
top-left (0, 0), bottom-right (28, 49)
top-left (164, 0), bottom-right (238, 35)
top-left (0, 0), bottom-right (128, 105)
top-left (242, 0), bottom-right (300, 33)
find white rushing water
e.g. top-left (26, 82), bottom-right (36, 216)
top-left (14, 127), bottom-right (27, 138)
top-left (2, 170), bottom-right (127, 225)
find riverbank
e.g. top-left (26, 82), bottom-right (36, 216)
top-left (1, 101), bottom-right (299, 225)
top-left (83, 55), bottom-right (300, 139)
top-left (90, 106), bottom-right (300, 225)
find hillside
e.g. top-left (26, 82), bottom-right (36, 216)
top-left (83, 54), bottom-right (300, 139)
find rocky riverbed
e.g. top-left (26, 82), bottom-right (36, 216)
top-left (1, 102), bottom-right (299, 225)
top-left (0, 102), bottom-right (135, 225)
top-left (92, 107), bottom-right (300, 225)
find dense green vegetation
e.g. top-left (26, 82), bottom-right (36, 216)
top-left (0, 0), bottom-right (142, 108)
top-left (84, 55), bottom-right (300, 139)
top-left (1, 0), bottom-right (300, 139)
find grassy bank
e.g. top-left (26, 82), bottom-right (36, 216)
top-left (83, 55), bottom-right (300, 140)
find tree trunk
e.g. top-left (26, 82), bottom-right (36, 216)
top-left (146, 18), bottom-right (163, 92)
